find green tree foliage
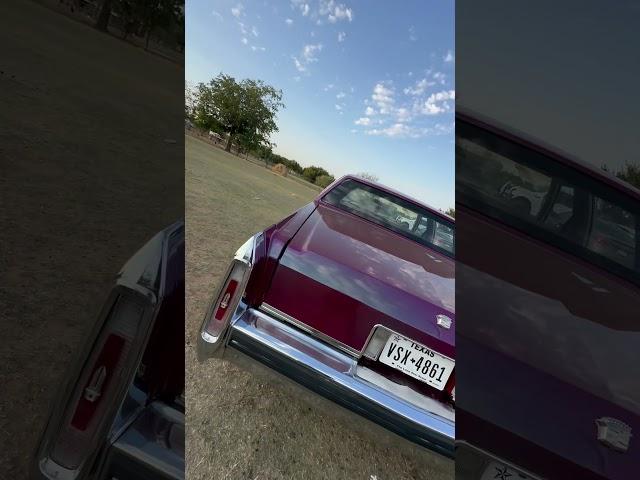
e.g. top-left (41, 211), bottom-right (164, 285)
top-left (315, 174), bottom-right (335, 188)
top-left (193, 74), bottom-right (284, 153)
top-left (302, 166), bottom-right (330, 184)
top-left (616, 163), bottom-right (640, 189)
top-left (445, 208), bottom-right (455, 218)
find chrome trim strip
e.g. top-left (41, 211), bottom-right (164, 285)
top-left (260, 303), bottom-right (360, 357)
top-left (227, 307), bottom-right (455, 457)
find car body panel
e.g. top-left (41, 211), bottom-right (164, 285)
top-left (456, 113), bottom-right (640, 479)
top-left (264, 202), bottom-right (455, 356)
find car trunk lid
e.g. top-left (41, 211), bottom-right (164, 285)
top-left (262, 203), bottom-right (455, 358)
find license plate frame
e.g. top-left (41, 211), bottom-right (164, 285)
top-left (378, 333), bottom-right (454, 390)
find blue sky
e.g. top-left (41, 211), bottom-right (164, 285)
top-left (186, 0), bottom-right (454, 210)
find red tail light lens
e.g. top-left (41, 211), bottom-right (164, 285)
top-left (214, 280), bottom-right (239, 321)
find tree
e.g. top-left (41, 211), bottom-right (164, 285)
top-left (616, 163), bottom-right (640, 189)
top-left (315, 174), bottom-right (335, 188)
top-left (356, 172), bottom-right (379, 182)
top-left (445, 208), bottom-right (455, 218)
top-left (95, 0), bottom-right (114, 31)
top-left (302, 166), bottom-right (330, 184)
top-left (193, 74), bottom-right (284, 153)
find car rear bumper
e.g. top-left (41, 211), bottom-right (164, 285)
top-left (220, 306), bottom-right (455, 458)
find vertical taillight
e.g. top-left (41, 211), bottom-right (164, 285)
top-left (203, 261), bottom-right (249, 340)
top-left (198, 235), bottom-right (256, 360)
top-left (46, 295), bottom-right (144, 471)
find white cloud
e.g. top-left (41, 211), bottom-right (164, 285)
top-left (336, 91), bottom-right (346, 99)
top-left (318, 0), bottom-right (353, 23)
top-left (396, 107), bottom-right (412, 122)
top-left (371, 82), bottom-right (395, 114)
top-left (286, 18), bottom-right (293, 25)
top-left (403, 77), bottom-right (435, 96)
top-left (324, 83), bottom-right (335, 91)
top-left (419, 90), bottom-right (455, 115)
top-left (302, 43), bottom-right (323, 61)
top-left (409, 25), bottom-right (417, 42)
top-left (433, 71), bottom-right (446, 85)
top-left (293, 43), bottom-right (323, 73)
top-left (353, 79), bottom-right (455, 138)
top-left (251, 26), bottom-right (259, 37)
top-left (293, 76), bottom-right (301, 82)
top-left (212, 10), bottom-right (223, 20)
top-left (335, 104), bottom-right (343, 111)
top-left (251, 45), bottom-right (266, 52)
top-left (231, 3), bottom-right (244, 18)
top-left (444, 50), bottom-right (454, 63)
top-left (301, 3), bottom-right (310, 16)
top-left (241, 37), bottom-right (248, 45)
top-left (293, 57), bottom-right (306, 72)
top-left (338, 31), bottom-right (346, 42)
top-left (366, 123), bottom-right (412, 138)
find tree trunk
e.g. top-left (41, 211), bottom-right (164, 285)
top-left (95, 0), bottom-right (113, 31)
top-left (225, 133), bottom-right (234, 152)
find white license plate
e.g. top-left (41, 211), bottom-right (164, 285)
top-left (379, 333), bottom-right (454, 390)
top-left (480, 461), bottom-right (534, 480)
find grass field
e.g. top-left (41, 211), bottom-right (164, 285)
top-left (0, 1), bottom-right (183, 475)
top-left (185, 135), bottom-right (453, 480)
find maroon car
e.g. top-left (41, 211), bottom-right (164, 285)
top-left (197, 175), bottom-right (455, 457)
top-left (456, 111), bottom-right (640, 479)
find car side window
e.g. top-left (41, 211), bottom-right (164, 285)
top-left (587, 197), bottom-right (637, 270)
top-left (456, 136), bottom-right (553, 223)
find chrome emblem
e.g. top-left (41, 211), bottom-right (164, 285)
top-left (596, 417), bottom-right (632, 452)
top-left (436, 314), bottom-right (452, 329)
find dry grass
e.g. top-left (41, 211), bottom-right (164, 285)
top-left (0, 1), bottom-right (182, 475)
top-left (185, 135), bottom-right (453, 480)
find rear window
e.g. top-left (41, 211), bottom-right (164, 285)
top-left (322, 179), bottom-right (455, 256)
top-left (457, 119), bottom-right (640, 284)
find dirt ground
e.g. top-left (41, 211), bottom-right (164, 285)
top-left (0, 1), bottom-right (183, 476)
top-left (185, 135), bottom-right (453, 480)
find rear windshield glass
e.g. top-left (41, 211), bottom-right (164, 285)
top-left (322, 179), bottom-right (455, 256)
top-left (457, 119), bottom-right (640, 284)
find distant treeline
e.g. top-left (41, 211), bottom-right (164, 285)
top-left (252, 146), bottom-right (335, 188)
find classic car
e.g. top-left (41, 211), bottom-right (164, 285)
top-left (32, 221), bottom-right (185, 480)
top-left (197, 175), bottom-right (456, 457)
top-left (455, 111), bottom-right (640, 479)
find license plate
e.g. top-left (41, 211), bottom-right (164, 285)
top-left (480, 461), bottom-right (534, 480)
top-left (379, 333), bottom-right (454, 390)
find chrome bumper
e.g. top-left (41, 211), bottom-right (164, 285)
top-left (221, 307), bottom-right (455, 458)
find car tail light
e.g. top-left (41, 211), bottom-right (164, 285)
top-left (203, 260), bottom-right (250, 340)
top-left (42, 294), bottom-right (146, 473)
top-left (199, 235), bottom-right (256, 353)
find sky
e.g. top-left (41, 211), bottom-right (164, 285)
top-left (458, 0), bottom-right (639, 176)
top-left (186, 0), bottom-right (455, 210)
